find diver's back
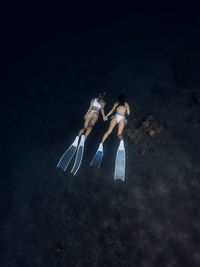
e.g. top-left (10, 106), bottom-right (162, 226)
top-left (116, 103), bottom-right (126, 115)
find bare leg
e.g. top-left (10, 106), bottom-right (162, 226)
top-left (85, 114), bottom-right (98, 137)
top-left (78, 113), bottom-right (92, 136)
top-left (102, 117), bottom-right (117, 143)
top-left (117, 118), bottom-right (125, 140)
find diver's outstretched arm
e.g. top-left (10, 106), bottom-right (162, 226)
top-left (126, 102), bottom-right (130, 115)
top-left (105, 103), bottom-right (118, 118)
top-left (100, 102), bottom-right (107, 121)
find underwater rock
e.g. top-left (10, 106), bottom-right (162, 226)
top-left (149, 129), bottom-right (156, 136)
top-left (125, 115), bottom-right (163, 143)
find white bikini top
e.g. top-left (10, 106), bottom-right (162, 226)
top-left (92, 98), bottom-right (101, 109)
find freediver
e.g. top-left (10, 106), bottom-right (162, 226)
top-left (90, 94), bottom-right (130, 181)
top-left (57, 91), bottom-right (107, 174)
top-left (78, 91), bottom-right (108, 138)
top-left (102, 93), bottom-right (130, 143)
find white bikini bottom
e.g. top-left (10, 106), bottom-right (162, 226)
top-left (90, 110), bottom-right (99, 114)
top-left (116, 114), bottom-right (125, 123)
top-left (111, 114), bottom-right (127, 125)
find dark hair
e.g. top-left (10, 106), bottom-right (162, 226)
top-left (117, 94), bottom-right (125, 106)
top-left (98, 91), bottom-right (105, 98)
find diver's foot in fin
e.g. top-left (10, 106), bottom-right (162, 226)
top-left (114, 140), bottom-right (126, 181)
top-left (90, 142), bottom-right (103, 168)
top-left (71, 135), bottom-right (86, 175)
top-left (57, 136), bottom-right (79, 171)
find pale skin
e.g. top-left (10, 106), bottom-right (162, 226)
top-left (102, 102), bottom-right (130, 143)
top-left (78, 98), bottom-right (108, 137)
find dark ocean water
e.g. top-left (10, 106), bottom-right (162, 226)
top-left (1, 6), bottom-right (200, 267)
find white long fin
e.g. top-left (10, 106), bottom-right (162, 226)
top-left (71, 135), bottom-right (86, 175)
top-left (114, 140), bottom-right (126, 181)
top-left (57, 136), bottom-right (80, 171)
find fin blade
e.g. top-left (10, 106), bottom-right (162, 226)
top-left (90, 143), bottom-right (103, 168)
top-left (90, 150), bottom-right (103, 168)
top-left (114, 141), bottom-right (126, 181)
top-left (57, 136), bottom-right (79, 171)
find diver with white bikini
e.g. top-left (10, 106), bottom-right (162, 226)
top-left (101, 94), bottom-right (130, 143)
top-left (57, 91), bottom-right (107, 175)
top-left (90, 94), bottom-right (130, 181)
top-left (78, 92), bottom-right (107, 138)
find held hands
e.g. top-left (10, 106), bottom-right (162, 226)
top-left (103, 116), bottom-right (108, 121)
